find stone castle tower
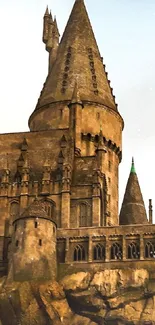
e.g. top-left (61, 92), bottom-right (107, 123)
top-left (8, 198), bottom-right (57, 282)
top-left (0, 0), bottom-right (154, 281)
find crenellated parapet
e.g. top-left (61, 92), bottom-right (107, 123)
top-left (82, 132), bottom-right (122, 161)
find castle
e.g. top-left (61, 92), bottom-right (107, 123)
top-left (0, 0), bottom-right (154, 282)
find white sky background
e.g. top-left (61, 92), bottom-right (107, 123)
top-left (0, 0), bottom-right (155, 219)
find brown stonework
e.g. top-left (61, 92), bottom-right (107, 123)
top-left (0, 4), bottom-right (154, 322)
top-left (120, 159), bottom-right (148, 225)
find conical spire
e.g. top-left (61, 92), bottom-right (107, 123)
top-left (49, 10), bottom-right (53, 22)
top-left (53, 16), bottom-right (60, 36)
top-left (119, 158), bottom-right (148, 225)
top-left (44, 6), bottom-right (49, 17)
top-left (33, 0), bottom-right (116, 111)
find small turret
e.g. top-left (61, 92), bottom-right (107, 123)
top-left (9, 198), bottom-right (57, 282)
top-left (149, 199), bottom-right (153, 224)
top-left (119, 158), bottom-right (148, 225)
top-left (95, 129), bottom-right (107, 171)
top-left (46, 12), bottom-right (54, 52)
top-left (48, 16), bottom-right (60, 72)
top-left (43, 6), bottom-right (50, 44)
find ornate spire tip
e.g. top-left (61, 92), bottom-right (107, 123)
top-left (131, 157), bottom-right (136, 173)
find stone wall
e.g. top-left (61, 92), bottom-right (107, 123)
top-left (8, 217), bottom-right (56, 282)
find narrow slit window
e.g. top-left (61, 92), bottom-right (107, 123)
top-left (14, 224), bottom-right (17, 232)
top-left (39, 239), bottom-right (42, 246)
top-left (35, 221), bottom-right (38, 228)
top-left (108, 161), bottom-right (111, 172)
top-left (16, 240), bottom-right (19, 247)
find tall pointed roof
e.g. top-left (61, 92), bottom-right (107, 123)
top-left (53, 16), bottom-right (60, 36)
top-left (119, 158), bottom-right (148, 225)
top-left (33, 0), bottom-right (116, 112)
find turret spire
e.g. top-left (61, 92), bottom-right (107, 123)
top-left (31, 0), bottom-right (116, 113)
top-left (53, 16), bottom-right (60, 36)
top-left (44, 6), bottom-right (49, 17)
top-left (120, 158), bottom-right (148, 225)
top-left (43, 6), bottom-right (50, 44)
top-left (49, 10), bottom-right (53, 21)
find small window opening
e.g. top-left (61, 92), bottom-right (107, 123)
top-left (53, 227), bottom-right (55, 234)
top-left (48, 206), bottom-right (51, 216)
top-left (14, 224), bottom-right (17, 232)
top-left (39, 239), bottom-right (42, 246)
top-left (35, 221), bottom-right (38, 228)
top-left (97, 112), bottom-right (100, 120)
top-left (108, 161), bottom-right (111, 172)
top-left (16, 240), bottom-right (19, 247)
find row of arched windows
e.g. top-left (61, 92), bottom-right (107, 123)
top-left (73, 241), bottom-right (155, 262)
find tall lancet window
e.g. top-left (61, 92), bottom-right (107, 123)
top-left (145, 241), bottom-right (155, 258)
top-left (73, 245), bottom-right (85, 261)
top-left (79, 203), bottom-right (87, 227)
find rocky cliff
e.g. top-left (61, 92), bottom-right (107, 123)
top-left (0, 268), bottom-right (155, 325)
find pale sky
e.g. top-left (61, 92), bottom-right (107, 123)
top-left (0, 0), bottom-right (155, 219)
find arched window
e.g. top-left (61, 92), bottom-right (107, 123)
top-left (145, 242), bottom-right (155, 258)
top-left (10, 202), bottom-right (19, 222)
top-left (94, 244), bottom-right (105, 260)
top-left (128, 242), bottom-right (140, 259)
top-left (73, 245), bottom-right (86, 261)
top-left (79, 203), bottom-right (87, 227)
top-left (14, 171), bottom-right (21, 183)
top-left (110, 242), bottom-right (122, 260)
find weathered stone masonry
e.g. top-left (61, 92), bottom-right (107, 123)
top-left (0, 0), bottom-right (154, 284)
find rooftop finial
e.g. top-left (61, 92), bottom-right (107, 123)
top-left (131, 157), bottom-right (136, 173)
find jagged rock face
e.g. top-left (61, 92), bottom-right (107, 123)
top-left (0, 269), bottom-right (155, 325)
